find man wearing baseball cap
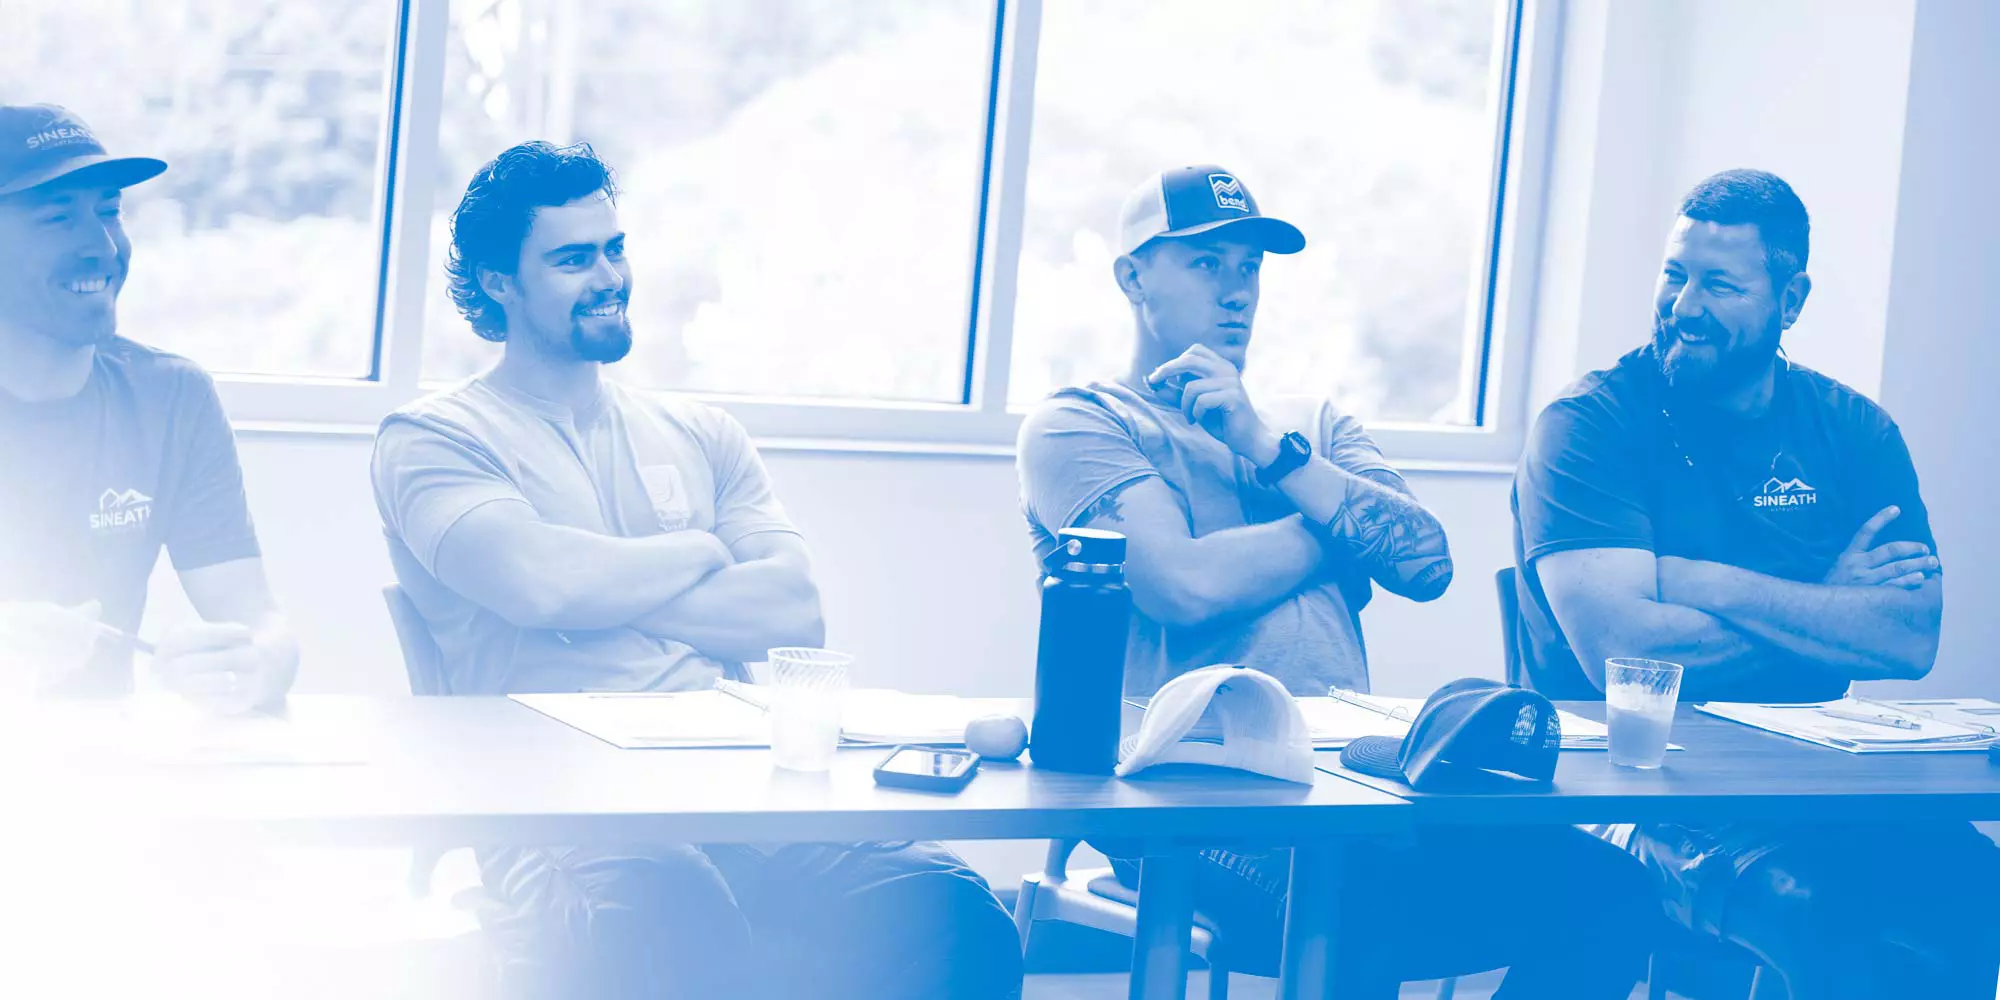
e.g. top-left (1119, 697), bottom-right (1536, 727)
top-left (1015, 165), bottom-right (1655, 994)
top-left (0, 104), bottom-right (298, 709)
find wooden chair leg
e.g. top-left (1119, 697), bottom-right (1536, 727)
top-left (1205, 956), bottom-right (1229, 1000)
top-left (1436, 976), bottom-right (1458, 999)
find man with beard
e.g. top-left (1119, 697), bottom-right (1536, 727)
top-left (371, 141), bottom-right (1021, 1000)
top-left (1514, 168), bottom-right (2000, 997)
top-left (1016, 165), bottom-right (1656, 997)
top-left (0, 103), bottom-right (298, 709)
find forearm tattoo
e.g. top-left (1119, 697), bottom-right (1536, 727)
top-left (1322, 470), bottom-right (1455, 600)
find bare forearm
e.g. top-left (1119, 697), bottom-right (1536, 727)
top-left (632, 561), bottom-right (825, 663)
top-left (513, 527), bottom-right (731, 630)
top-left (1076, 481), bottom-right (1323, 627)
top-left (1571, 598), bottom-right (1769, 698)
top-left (1275, 461), bottom-right (1453, 601)
top-left (1664, 561), bottom-right (1940, 680)
top-left (1152, 516), bottom-right (1324, 626)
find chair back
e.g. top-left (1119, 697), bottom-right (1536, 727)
top-left (383, 584), bottom-right (450, 696)
top-left (1495, 566), bottom-right (1523, 687)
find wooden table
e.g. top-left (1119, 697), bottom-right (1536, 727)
top-left (1, 695), bottom-right (1411, 1000)
top-left (1319, 703), bottom-right (2000, 826)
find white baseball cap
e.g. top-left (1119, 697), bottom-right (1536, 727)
top-left (1115, 664), bottom-right (1316, 785)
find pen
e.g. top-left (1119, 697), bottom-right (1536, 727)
top-left (94, 622), bottom-right (156, 655)
top-left (1817, 708), bottom-right (1921, 731)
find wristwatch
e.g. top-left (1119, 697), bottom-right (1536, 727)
top-left (1255, 430), bottom-right (1312, 486)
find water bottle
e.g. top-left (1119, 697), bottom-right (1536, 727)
top-left (1030, 528), bottom-right (1133, 774)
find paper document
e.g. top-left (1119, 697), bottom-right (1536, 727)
top-left (511, 686), bottom-right (1021, 750)
top-left (1857, 697), bottom-right (2000, 735)
top-left (512, 690), bottom-right (770, 749)
top-left (1307, 689), bottom-right (1620, 750)
top-left (1696, 698), bottom-right (2000, 753)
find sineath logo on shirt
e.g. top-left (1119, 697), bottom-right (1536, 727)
top-left (91, 488), bottom-right (153, 532)
top-left (1755, 477), bottom-right (1818, 509)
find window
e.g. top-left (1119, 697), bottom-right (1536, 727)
top-left (0, 0), bottom-right (400, 380)
top-left (420, 0), bottom-right (999, 404)
top-left (8, 0), bottom-right (1535, 451)
top-left (1008, 0), bottom-right (1515, 427)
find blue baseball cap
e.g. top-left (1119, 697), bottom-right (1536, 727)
top-left (1117, 164), bottom-right (1306, 257)
top-left (1339, 678), bottom-right (1563, 791)
top-left (0, 105), bottom-right (167, 197)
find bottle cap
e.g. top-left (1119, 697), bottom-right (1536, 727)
top-left (1056, 528), bottom-right (1126, 568)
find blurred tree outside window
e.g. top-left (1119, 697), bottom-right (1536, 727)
top-left (421, 0), bottom-right (996, 404)
top-left (0, 0), bottom-right (397, 379)
top-left (1010, 0), bottom-right (1509, 426)
top-left (3, 0), bottom-right (1515, 429)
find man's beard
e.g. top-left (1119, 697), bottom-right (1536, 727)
top-left (569, 315), bottom-right (632, 363)
top-left (564, 291), bottom-right (632, 363)
top-left (1653, 310), bottom-right (1781, 397)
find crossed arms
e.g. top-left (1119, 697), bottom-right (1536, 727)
top-left (432, 500), bottom-right (824, 664)
top-left (1537, 506), bottom-right (1943, 698)
top-left (1074, 464), bottom-right (1453, 630)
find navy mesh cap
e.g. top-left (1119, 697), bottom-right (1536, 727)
top-left (1339, 678), bottom-right (1562, 791)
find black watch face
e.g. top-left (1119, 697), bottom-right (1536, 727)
top-left (1262, 433), bottom-right (1310, 483)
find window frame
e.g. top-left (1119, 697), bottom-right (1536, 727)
top-left (214, 0), bottom-right (1556, 469)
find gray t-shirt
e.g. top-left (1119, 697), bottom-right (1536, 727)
top-left (1016, 379), bottom-right (1394, 697)
top-left (371, 376), bottom-right (798, 695)
top-left (0, 338), bottom-right (260, 695)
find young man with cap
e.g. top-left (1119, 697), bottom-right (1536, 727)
top-left (372, 140), bottom-right (1021, 1000)
top-left (1016, 164), bottom-right (1655, 996)
top-left (0, 103), bottom-right (298, 709)
top-left (1515, 168), bottom-right (2000, 999)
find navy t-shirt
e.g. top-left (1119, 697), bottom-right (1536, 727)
top-left (1512, 346), bottom-right (1933, 702)
top-left (0, 338), bottom-right (260, 694)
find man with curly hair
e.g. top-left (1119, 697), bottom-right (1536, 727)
top-left (370, 140), bottom-right (1021, 1000)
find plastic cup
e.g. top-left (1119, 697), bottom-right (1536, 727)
top-left (766, 648), bottom-right (851, 772)
top-left (1605, 658), bottom-right (1683, 768)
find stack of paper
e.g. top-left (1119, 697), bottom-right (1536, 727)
top-left (1696, 698), bottom-right (2000, 753)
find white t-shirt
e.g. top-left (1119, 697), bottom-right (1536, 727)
top-left (372, 375), bottom-right (798, 695)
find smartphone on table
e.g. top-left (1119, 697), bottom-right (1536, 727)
top-left (873, 746), bottom-right (979, 793)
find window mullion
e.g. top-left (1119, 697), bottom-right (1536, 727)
top-left (968, 0), bottom-right (1042, 416)
top-left (376, 0), bottom-right (450, 394)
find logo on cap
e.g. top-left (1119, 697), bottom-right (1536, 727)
top-left (25, 126), bottom-right (96, 152)
top-left (1208, 173), bottom-right (1249, 213)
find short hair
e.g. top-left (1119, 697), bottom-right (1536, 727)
top-left (446, 141), bottom-right (618, 342)
top-left (1677, 168), bottom-right (1810, 285)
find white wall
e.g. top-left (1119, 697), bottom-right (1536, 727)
top-left (1866, 0), bottom-right (2000, 698)
top-left (1531, 0), bottom-right (1918, 406)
